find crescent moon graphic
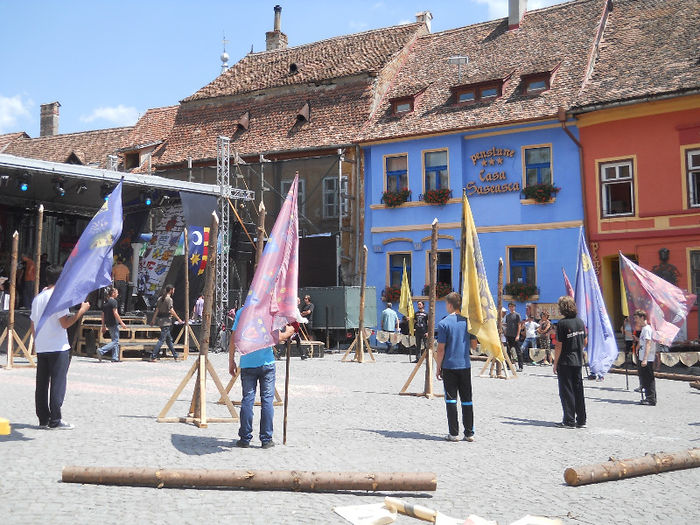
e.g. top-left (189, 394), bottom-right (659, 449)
top-left (192, 230), bottom-right (203, 246)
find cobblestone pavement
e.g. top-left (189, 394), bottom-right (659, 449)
top-left (1, 351), bottom-right (699, 525)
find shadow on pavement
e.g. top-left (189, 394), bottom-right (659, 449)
top-left (171, 433), bottom-right (232, 455)
top-left (356, 429), bottom-right (444, 441)
top-left (0, 422), bottom-right (36, 442)
top-left (587, 396), bottom-right (640, 405)
top-left (500, 416), bottom-right (558, 427)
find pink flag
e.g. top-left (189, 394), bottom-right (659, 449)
top-left (233, 175), bottom-right (299, 355)
top-left (619, 253), bottom-right (696, 346)
top-left (562, 267), bottom-right (575, 298)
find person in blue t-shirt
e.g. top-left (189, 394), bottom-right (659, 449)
top-left (435, 292), bottom-right (475, 442)
top-left (229, 307), bottom-right (295, 449)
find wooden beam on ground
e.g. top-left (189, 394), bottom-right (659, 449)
top-left (62, 467), bottom-right (438, 492)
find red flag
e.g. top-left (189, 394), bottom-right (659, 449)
top-left (562, 267), bottom-right (575, 298)
top-left (620, 253), bottom-right (696, 346)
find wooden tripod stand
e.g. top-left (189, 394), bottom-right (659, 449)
top-left (2, 232), bottom-right (36, 369)
top-left (342, 246), bottom-right (375, 363)
top-left (157, 213), bottom-right (238, 427)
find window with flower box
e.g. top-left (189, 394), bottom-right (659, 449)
top-left (385, 154), bottom-right (408, 193)
top-left (424, 150), bottom-right (448, 192)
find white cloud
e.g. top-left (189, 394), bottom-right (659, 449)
top-left (0, 94), bottom-right (32, 133)
top-left (80, 104), bottom-right (139, 126)
top-left (473, 0), bottom-right (568, 19)
top-left (371, 2), bottom-right (385, 9)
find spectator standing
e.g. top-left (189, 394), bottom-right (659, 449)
top-left (504, 303), bottom-right (523, 371)
top-left (191, 293), bottom-right (204, 322)
top-left (300, 295), bottom-right (314, 339)
top-left (30, 265), bottom-right (90, 429)
top-left (520, 315), bottom-right (539, 365)
top-left (111, 257), bottom-right (130, 313)
top-left (21, 253), bottom-right (36, 308)
top-left (380, 302), bottom-right (399, 353)
top-left (635, 310), bottom-right (657, 406)
top-left (96, 286), bottom-right (128, 362)
top-left (537, 311), bottom-right (553, 365)
top-left (413, 301), bottom-right (428, 363)
top-left (435, 292), bottom-right (475, 442)
top-left (553, 296), bottom-right (587, 429)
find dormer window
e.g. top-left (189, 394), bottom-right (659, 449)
top-left (451, 77), bottom-right (506, 105)
top-left (390, 96), bottom-right (414, 115)
top-left (520, 63), bottom-right (559, 95)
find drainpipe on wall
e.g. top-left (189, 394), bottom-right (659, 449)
top-left (559, 107), bottom-right (588, 243)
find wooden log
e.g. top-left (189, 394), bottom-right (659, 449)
top-left (199, 212), bottom-right (219, 356)
top-left (691, 381), bottom-right (700, 390)
top-left (255, 200), bottom-right (266, 270)
top-left (6, 232), bottom-right (19, 369)
top-left (34, 204), bottom-right (43, 298)
top-left (564, 448), bottom-right (700, 486)
top-left (425, 219), bottom-right (438, 397)
top-left (384, 497), bottom-right (438, 522)
top-left (608, 367), bottom-right (700, 382)
top-left (61, 467), bottom-right (437, 492)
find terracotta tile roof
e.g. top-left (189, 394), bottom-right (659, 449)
top-left (359, 0), bottom-right (608, 142)
top-left (184, 23), bottom-right (424, 102)
top-left (575, 0), bottom-right (700, 109)
top-left (2, 127), bottom-right (132, 168)
top-left (122, 105), bottom-right (178, 151)
top-left (155, 80), bottom-right (374, 166)
top-left (0, 132), bottom-right (29, 153)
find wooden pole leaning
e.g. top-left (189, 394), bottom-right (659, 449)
top-left (283, 340), bottom-right (291, 444)
top-left (34, 204), bottom-right (43, 300)
top-left (1, 232), bottom-right (36, 369)
top-left (399, 220), bottom-right (440, 398)
top-left (479, 258), bottom-right (517, 379)
top-left (183, 228), bottom-right (190, 359)
top-left (342, 245), bottom-right (374, 363)
top-left (157, 213), bottom-right (238, 427)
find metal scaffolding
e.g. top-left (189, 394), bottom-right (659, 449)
top-left (216, 136), bottom-right (231, 325)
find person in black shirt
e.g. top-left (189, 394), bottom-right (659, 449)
top-left (504, 302), bottom-right (524, 371)
top-left (300, 295), bottom-right (314, 339)
top-left (97, 286), bottom-right (128, 362)
top-left (413, 301), bottom-right (428, 363)
top-left (554, 295), bottom-right (587, 428)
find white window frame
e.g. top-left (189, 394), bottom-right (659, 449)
top-left (600, 160), bottom-right (634, 218)
top-left (322, 176), bottom-right (348, 219)
top-left (281, 178), bottom-right (305, 216)
top-left (687, 148), bottom-right (700, 208)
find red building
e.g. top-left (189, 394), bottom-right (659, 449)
top-left (573, 0), bottom-right (700, 339)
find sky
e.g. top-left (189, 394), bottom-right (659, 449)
top-left (0, 0), bottom-right (568, 137)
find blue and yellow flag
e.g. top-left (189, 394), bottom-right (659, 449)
top-left (574, 227), bottom-right (618, 376)
top-left (36, 181), bottom-right (123, 335)
top-left (180, 191), bottom-right (217, 275)
top-left (398, 259), bottom-right (414, 336)
top-left (460, 194), bottom-right (503, 361)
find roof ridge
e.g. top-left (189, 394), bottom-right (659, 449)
top-left (22, 126), bottom-right (134, 140)
top-left (250, 22), bottom-right (423, 55)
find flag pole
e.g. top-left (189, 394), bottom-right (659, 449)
top-left (283, 339), bottom-right (291, 444)
top-left (424, 219), bottom-right (438, 398)
top-left (183, 227), bottom-right (190, 358)
top-left (34, 204), bottom-right (44, 299)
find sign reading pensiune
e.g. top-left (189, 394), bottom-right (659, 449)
top-left (467, 146), bottom-right (521, 197)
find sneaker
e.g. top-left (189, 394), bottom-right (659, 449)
top-left (38, 422), bottom-right (49, 429)
top-left (463, 434), bottom-right (475, 442)
top-left (634, 387), bottom-right (642, 393)
top-left (445, 434), bottom-right (460, 442)
top-left (111, 358), bottom-right (120, 363)
top-left (235, 439), bottom-right (250, 448)
top-left (49, 420), bottom-right (74, 430)
top-left (555, 422), bottom-right (576, 429)
top-left (640, 399), bottom-right (656, 406)
top-left (261, 440), bottom-right (275, 449)
top-left (576, 423), bottom-right (587, 429)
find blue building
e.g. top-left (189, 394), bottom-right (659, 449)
top-left (357, 0), bottom-right (607, 326)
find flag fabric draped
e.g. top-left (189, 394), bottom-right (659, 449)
top-left (574, 228), bottom-right (618, 376)
top-left (233, 175), bottom-right (299, 355)
top-left (619, 253), bottom-right (696, 346)
top-left (562, 267), bottom-right (575, 298)
top-left (398, 259), bottom-right (414, 336)
top-left (460, 194), bottom-right (503, 361)
top-left (180, 191), bottom-right (218, 276)
top-left (36, 181), bottom-right (123, 335)
top-left (619, 268), bottom-right (629, 317)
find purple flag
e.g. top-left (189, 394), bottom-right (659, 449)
top-left (233, 175), bottom-right (299, 355)
top-left (36, 181), bottom-right (123, 335)
top-left (574, 228), bottom-right (618, 376)
top-left (619, 253), bottom-right (696, 346)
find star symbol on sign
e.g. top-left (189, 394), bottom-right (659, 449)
top-left (481, 160), bottom-right (488, 167)
top-left (190, 253), bottom-right (200, 266)
top-left (496, 157), bottom-right (503, 165)
top-left (489, 158), bottom-right (495, 166)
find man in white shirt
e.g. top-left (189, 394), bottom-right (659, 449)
top-left (520, 315), bottom-right (540, 365)
top-left (30, 266), bottom-right (90, 429)
top-left (634, 310), bottom-right (657, 406)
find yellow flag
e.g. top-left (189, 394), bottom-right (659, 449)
top-left (398, 259), bottom-right (414, 336)
top-left (460, 194), bottom-right (503, 361)
top-left (619, 260), bottom-right (629, 316)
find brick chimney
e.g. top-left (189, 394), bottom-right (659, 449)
top-left (508, 0), bottom-right (527, 30)
top-left (415, 11), bottom-right (433, 33)
top-left (40, 102), bottom-right (60, 137)
top-left (265, 5), bottom-right (288, 51)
